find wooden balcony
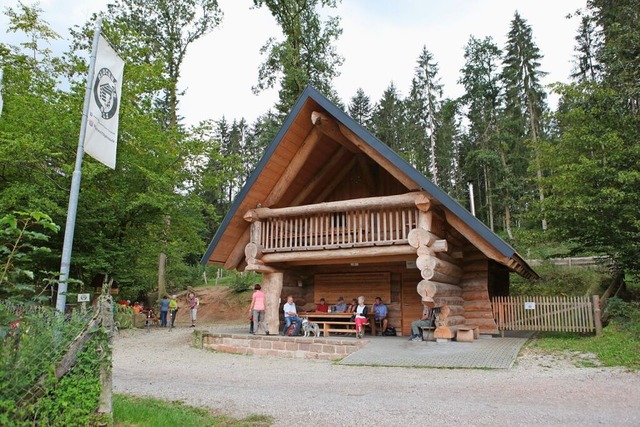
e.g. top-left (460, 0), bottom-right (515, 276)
top-left (242, 192), bottom-right (432, 267)
top-left (258, 207), bottom-right (418, 252)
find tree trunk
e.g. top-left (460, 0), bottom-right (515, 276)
top-left (158, 252), bottom-right (167, 299)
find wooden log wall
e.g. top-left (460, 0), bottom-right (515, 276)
top-left (409, 205), bottom-right (466, 339)
top-left (461, 249), bottom-right (499, 335)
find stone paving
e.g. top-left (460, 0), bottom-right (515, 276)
top-left (207, 322), bottom-right (533, 369)
top-left (338, 332), bottom-right (534, 369)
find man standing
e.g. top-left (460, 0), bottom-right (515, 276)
top-left (187, 291), bottom-right (198, 327)
top-left (409, 300), bottom-right (434, 342)
top-left (373, 297), bottom-right (388, 335)
top-left (281, 295), bottom-right (302, 336)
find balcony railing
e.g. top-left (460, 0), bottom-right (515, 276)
top-left (259, 207), bottom-right (419, 252)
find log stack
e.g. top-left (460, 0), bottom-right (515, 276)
top-left (409, 205), bottom-right (465, 340)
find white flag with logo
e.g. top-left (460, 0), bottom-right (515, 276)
top-left (84, 35), bottom-right (124, 169)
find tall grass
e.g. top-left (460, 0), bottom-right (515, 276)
top-left (114, 394), bottom-right (272, 427)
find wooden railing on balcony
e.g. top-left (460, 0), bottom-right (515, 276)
top-left (259, 207), bottom-right (419, 252)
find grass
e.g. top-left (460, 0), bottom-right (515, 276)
top-left (527, 322), bottom-right (640, 371)
top-left (113, 394), bottom-right (272, 427)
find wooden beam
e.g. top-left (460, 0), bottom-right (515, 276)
top-left (223, 227), bottom-right (251, 270)
top-left (444, 211), bottom-right (514, 271)
top-left (337, 121), bottom-right (420, 191)
top-left (246, 191), bottom-right (429, 220)
top-left (263, 127), bottom-right (322, 207)
top-left (311, 111), bottom-right (360, 153)
top-left (290, 146), bottom-right (351, 205)
top-left (261, 245), bottom-right (415, 264)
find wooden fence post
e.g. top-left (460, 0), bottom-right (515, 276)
top-left (592, 294), bottom-right (603, 335)
top-left (97, 281), bottom-right (114, 419)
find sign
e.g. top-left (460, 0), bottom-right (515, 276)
top-left (524, 302), bottom-right (536, 310)
top-left (77, 293), bottom-right (91, 302)
top-left (84, 35), bottom-right (125, 169)
top-left (406, 260), bottom-right (417, 269)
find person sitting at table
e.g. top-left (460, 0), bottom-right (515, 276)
top-left (281, 295), bottom-right (302, 336)
top-left (316, 298), bottom-right (329, 312)
top-left (333, 296), bottom-right (348, 313)
top-left (353, 295), bottom-right (369, 339)
top-left (347, 298), bottom-right (358, 313)
top-left (409, 299), bottom-right (434, 342)
top-left (132, 301), bottom-right (143, 314)
top-left (373, 297), bottom-right (389, 335)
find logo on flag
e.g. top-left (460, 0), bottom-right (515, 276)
top-left (84, 35), bottom-right (124, 169)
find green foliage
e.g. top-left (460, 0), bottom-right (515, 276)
top-left (0, 304), bottom-right (100, 425)
top-left (115, 306), bottom-right (134, 329)
top-left (227, 270), bottom-right (261, 293)
top-left (253, 0), bottom-right (344, 117)
top-left (510, 262), bottom-right (610, 296)
top-left (531, 323), bottom-right (640, 370)
top-left (114, 394), bottom-right (273, 426)
top-left (33, 328), bottom-right (108, 426)
top-left (0, 211), bottom-right (60, 302)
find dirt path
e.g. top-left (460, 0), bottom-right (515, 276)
top-left (113, 323), bottom-right (640, 426)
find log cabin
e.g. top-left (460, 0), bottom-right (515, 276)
top-left (201, 85), bottom-right (538, 339)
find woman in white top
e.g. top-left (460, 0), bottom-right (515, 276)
top-left (354, 295), bottom-right (369, 339)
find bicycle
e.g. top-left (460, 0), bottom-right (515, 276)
top-left (168, 309), bottom-right (177, 331)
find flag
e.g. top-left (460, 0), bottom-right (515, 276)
top-left (84, 35), bottom-right (124, 169)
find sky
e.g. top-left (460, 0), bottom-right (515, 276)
top-left (1, 0), bottom-right (588, 126)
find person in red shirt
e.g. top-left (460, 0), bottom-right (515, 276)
top-left (316, 298), bottom-right (329, 312)
top-left (249, 284), bottom-right (269, 335)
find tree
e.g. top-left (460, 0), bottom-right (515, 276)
top-left (500, 11), bottom-right (548, 236)
top-left (589, 0), bottom-right (640, 113)
top-left (252, 0), bottom-right (344, 118)
top-left (348, 88), bottom-right (373, 128)
top-left (103, 0), bottom-right (223, 129)
top-left (458, 35), bottom-right (504, 231)
top-left (369, 82), bottom-right (407, 156)
top-left (571, 12), bottom-right (602, 83)
top-left (543, 82), bottom-right (640, 277)
top-left (405, 46), bottom-right (444, 182)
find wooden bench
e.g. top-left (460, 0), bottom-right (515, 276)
top-left (456, 325), bottom-right (479, 342)
top-left (315, 321), bottom-right (373, 337)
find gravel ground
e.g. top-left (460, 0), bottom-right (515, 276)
top-left (113, 323), bottom-right (640, 426)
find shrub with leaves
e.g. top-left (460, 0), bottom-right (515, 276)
top-left (0, 211), bottom-right (59, 302)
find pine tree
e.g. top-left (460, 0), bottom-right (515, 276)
top-left (501, 11), bottom-right (548, 234)
top-left (405, 46), bottom-right (443, 183)
top-left (370, 82), bottom-right (407, 156)
top-left (348, 88), bottom-right (373, 128)
top-left (459, 35), bottom-right (504, 231)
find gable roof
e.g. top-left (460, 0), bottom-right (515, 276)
top-left (201, 85), bottom-right (538, 280)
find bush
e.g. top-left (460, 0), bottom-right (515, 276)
top-left (228, 271), bottom-right (260, 293)
top-left (511, 262), bottom-right (609, 296)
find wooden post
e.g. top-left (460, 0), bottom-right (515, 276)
top-left (97, 283), bottom-right (114, 419)
top-left (593, 294), bottom-right (602, 335)
top-left (263, 271), bottom-right (284, 335)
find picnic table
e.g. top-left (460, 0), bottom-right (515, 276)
top-left (302, 312), bottom-right (376, 337)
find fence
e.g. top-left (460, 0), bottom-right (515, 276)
top-left (0, 292), bottom-right (115, 426)
top-left (491, 295), bottom-right (602, 336)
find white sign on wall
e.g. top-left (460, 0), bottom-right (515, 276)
top-left (77, 293), bottom-right (91, 302)
top-left (524, 302), bottom-right (536, 310)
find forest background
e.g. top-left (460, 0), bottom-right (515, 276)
top-left (0, 0), bottom-right (639, 305)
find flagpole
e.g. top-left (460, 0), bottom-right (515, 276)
top-left (55, 19), bottom-right (102, 313)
